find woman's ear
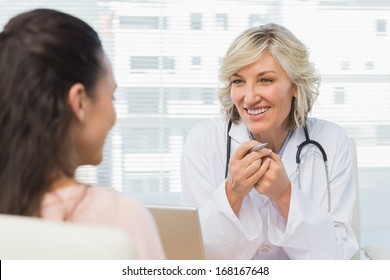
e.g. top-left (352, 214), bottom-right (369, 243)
top-left (292, 84), bottom-right (298, 98)
top-left (67, 83), bottom-right (88, 122)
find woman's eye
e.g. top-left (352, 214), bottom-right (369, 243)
top-left (259, 78), bottom-right (273, 84)
top-left (231, 79), bottom-right (244, 85)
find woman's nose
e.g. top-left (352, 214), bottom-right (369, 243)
top-left (244, 83), bottom-right (261, 104)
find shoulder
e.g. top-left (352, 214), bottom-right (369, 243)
top-left (187, 117), bottom-right (228, 137)
top-left (63, 185), bottom-right (165, 259)
top-left (86, 186), bottom-right (158, 222)
top-left (305, 118), bottom-right (350, 159)
top-left (184, 117), bottom-right (228, 149)
top-left (84, 186), bottom-right (149, 216)
top-left (306, 117), bottom-right (347, 139)
top-left (44, 185), bottom-right (149, 219)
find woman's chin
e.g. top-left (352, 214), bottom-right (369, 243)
top-left (81, 155), bottom-right (103, 167)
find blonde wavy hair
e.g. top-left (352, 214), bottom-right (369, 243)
top-left (218, 23), bottom-right (320, 130)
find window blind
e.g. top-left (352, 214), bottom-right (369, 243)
top-left (1, 0), bottom-right (389, 207)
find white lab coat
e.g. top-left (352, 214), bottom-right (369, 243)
top-left (180, 117), bottom-right (358, 259)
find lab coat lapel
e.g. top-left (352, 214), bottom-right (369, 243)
top-left (229, 122), bottom-right (307, 179)
top-left (229, 121), bottom-right (250, 146)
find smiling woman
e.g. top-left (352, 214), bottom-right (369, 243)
top-left (0, 1), bottom-right (388, 254)
top-left (180, 23), bottom-right (358, 260)
top-left (229, 52), bottom-right (297, 147)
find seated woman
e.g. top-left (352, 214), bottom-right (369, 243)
top-left (0, 8), bottom-right (165, 260)
top-left (181, 23), bottom-right (358, 259)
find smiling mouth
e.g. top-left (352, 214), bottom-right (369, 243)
top-left (246, 107), bottom-right (270, 115)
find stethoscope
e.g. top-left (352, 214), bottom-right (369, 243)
top-left (224, 120), bottom-right (331, 212)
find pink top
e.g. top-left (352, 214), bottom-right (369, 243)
top-left (41, 184), bottom-right (166, 260)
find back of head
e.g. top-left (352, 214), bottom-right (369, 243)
top-left (218, 23), bottom-right (320, 129)
top-left (0, 9), bottom-right (103, 216)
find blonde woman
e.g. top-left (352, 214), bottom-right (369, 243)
top-left (181, 23), bottom-right (358, 259)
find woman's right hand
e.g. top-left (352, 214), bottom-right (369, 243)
top-left (225, 141), bottom-right (271, 216)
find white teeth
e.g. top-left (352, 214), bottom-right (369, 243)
top-left (247, 107), bottom-right (269, 115)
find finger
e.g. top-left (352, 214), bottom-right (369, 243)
top-left (258, 157), bottom-right (272, 176)
top-left (242, 158), bottom-right (262, 178)
top-left (267, 149), bottom-right (281, 162)
top-left (231, 141), bottom-right (262, 160)
top-left (248, 158), bottom-right (271, 187)
top-left (239, 148), bottom-right (271, 176)
top-left (243, 149), bottom-right (264, 163)
top-left (249, 147), bottom-right (273, 160)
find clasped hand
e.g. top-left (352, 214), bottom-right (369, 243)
top-left (225, 141), bottom-right (291, 217)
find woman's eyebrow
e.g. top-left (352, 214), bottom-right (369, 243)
top-left (256, 70), bottom-right (276, 76)
top-left (231, 70), bottom-right (276, 77)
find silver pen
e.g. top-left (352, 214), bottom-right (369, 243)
top-left (247, 143), bottom-right (268, 154)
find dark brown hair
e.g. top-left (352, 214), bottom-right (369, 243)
top-left (0, 9), bottom-right (103, 216)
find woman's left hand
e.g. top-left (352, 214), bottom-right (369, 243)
top-left (254, 151), bottom-right (291, 220)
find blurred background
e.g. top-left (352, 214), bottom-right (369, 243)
top-left (1, 0), bottom-right (389, 250)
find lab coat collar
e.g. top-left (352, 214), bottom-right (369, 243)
top-left (229, 120), bottom-right (308, 178)
top-left (229, 120), bottom-right (251, 144)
